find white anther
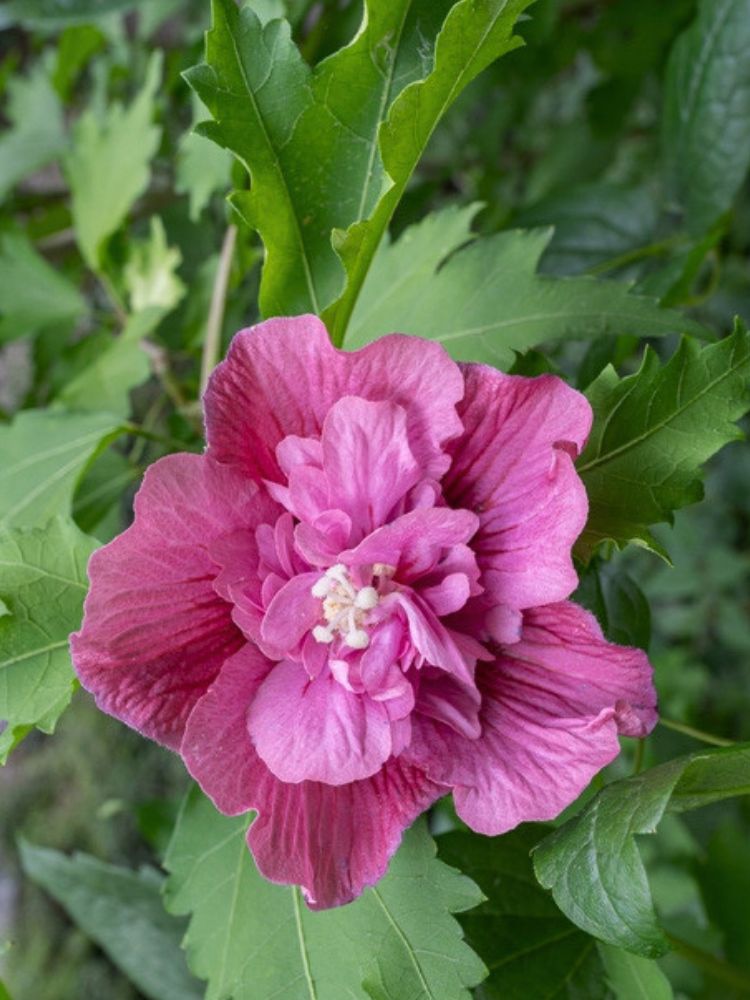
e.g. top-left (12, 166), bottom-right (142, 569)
top-left (311, 576), bottom-right (332, 599)
top-left (310, 564), bottom-right (381, 648)
top-left (312, 624), bottom-right (334, 644)
top-left (354, 586), bottom-right (378, 610)
top-left (345, 628), bottom-right (370, 650)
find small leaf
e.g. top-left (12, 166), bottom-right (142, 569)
top-left (18, 842), bottom-right (202, 1000)
top-left (0, 53), bottom-right (66, 200)
top-left (0, 409), bottom-right (123, 528)
top-left (345, 218), bottom-right (706, 366)
top-left (65, 51), bottom-right (162, 270)
top-left (176, 95), bottom-right (232, 222)
top-left (533, 745), bottom-right (750, 956)
top-left (576, 320), bottom-right (750, 561)
top-left (163, 786), bottom-right (486, 1000)
top-left (663, 0), bottom-right (750, 234)
top-left (437, 825), bottom-right (611, 999)
top-left (574, 562), bottom-right (651, 651)
top-left (0, 517), bottom-right (98, 762)
top-left (0, 231), bottom-right (86, 343)
top-left (124, 217), bottom-right (185, 314)
top-left (597, 943), bottom-right (673, 1000)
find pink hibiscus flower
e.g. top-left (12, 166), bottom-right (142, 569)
top-left (71, 315), bottom-right (657, 908)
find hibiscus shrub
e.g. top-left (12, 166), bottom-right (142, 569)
top-left (2, 1), bottom-right (750, 998)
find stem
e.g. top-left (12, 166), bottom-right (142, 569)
top-left (659, 718), bottom-right (734, 748)
top-left (98, 271), bottom-right (128, 325)
top-left (200, 224), bottom-right (237, 396)
top-left (667, 933), bottom-right (750, 992)
top-left (632, 737), bottom-right (646, 775)
top-left (585, 236), bottom-right (685, 277)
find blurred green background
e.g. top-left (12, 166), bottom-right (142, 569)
top-left (1, 1), bottom-right (749, 997)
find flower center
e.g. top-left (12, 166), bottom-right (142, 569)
top-left (311, 564), bottom-right (381, 649)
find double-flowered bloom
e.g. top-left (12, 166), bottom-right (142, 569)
top-left (71, 316), bottom-right (657, 908)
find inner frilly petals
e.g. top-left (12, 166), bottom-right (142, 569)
top-left (359, 622), bottom-right (414, 709)
top-left (294, 510), bottom-right (352, 567)
top-left (276, 434), bottom-right (323, 477)
top-left (420, 573), bottom-right (472, 617)
top-left (247, 660), bottom-right (392, 785)
top-left (395, 593), bottom-right (475, 686)
top-left (484, 603), bottom-right (524, 645)
top-left (320, 396), bottom-right (423, 539)
top-left (341, 508), bottom-right (479, 584)
top-left (260, 572), bottom-right (323, 657)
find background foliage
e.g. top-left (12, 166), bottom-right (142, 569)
top-left (1, 0), bottom-right (750, 997)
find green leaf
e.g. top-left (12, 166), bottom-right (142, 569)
top-left (574, 562), bottom-right (651, 651)
top-left (514, 182), bottom-right (659, 277)
top-left (576, 320), bottom-right (750, 561)
top-left (56, 308), bottom-right (165, 418)
top-left (0, 517), bottom-right (98, 762)
top-left (0, 979), bottom-right (12, 1000)
top-left (437, 825), bottom-right (611, 999)
top-left (164, 786), bottom-right (486, 1000)
top-left (0, 409), bottom-right (123, 529)
top-left (597, 943), bottom-right (673, 1000)
top-left (533, 744), bottom-right (750, 957)
top-left (345, 218), bottom-right (706, 366)
top-left (65, 51), bottom-right (162, 270)
top-left (0, 0), bottom-right (143, 28)
top-left (0, 53), bottom-right (66, 200)
top-left (187, 0), bottom-right (531, 330)
top-left (0, 231), bottom-right (87, 343)
top-left (124, 217), bottom-right (186, 314)
top-left (662, 0), bottom-right (750, 234)
top-left (18, 842), bottom-right (202, 1000)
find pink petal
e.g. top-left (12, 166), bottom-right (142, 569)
top-left (396, 593), bottom-right (475, 685)
top-left (203, 315), bottom-right (464, 482)
top-left (408, 601), bottom-right (657, 834)
top-left (260, 572), bottom-right (322, 656)
top-left (248, 760), bottom-right (446, 909)
top-left (182, 644), bottom-right (273, 815)
top-left (71, 454), bottom-right (270, 749)
top-left (247, 661), bottom-right (393, 785)
top-left (342, 508), bottom-right (479, 583)
top-left (320, 396), bottom-right (422, 536)
top-left (445, 368), bottom-right (592, 610)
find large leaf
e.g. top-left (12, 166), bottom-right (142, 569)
top-left (345, 216), bottom-right (704, 365)
top-left (0, 53), bottom-right (66, 200)
top-left (164, 786), bottom-right (486, 1000)
top-left (0, 231), bottom-right (87, 343)
top-left (0, 517), bottom-right (98, 762)
top-left (437, 825), bottom-right (610, 999)
top-left (662, 0), bottom-right (750, 235)
top-left (187, 0), bottom-right (531, 332)
top-left (576, 320), bottom-right (750, 561)
top-left (65, 51), bottom-right (162, 270)
top-left (0, 409), bottom-right (123, 529)
top-left (19, 843), bottom-right (201, 1000)
top-left (533, 745), bottom-right (750, 957)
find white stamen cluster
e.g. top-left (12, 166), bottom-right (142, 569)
top-left (311, 564), bottom-right (379, 649)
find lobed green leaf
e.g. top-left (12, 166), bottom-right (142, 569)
top-left (345, 210), bottom-right (705, 364)
top-left (0, 517), bottom-right (98, 762)
top-left (163, 786), bottom-right (486, 1000)
top-left (576, 320), bottom-right (750, 562)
